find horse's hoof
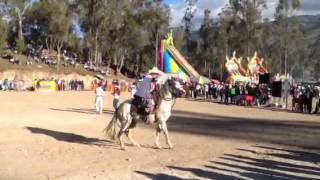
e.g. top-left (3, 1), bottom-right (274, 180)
top-left (155, 145), bottom-right (162, 149)
top-left (133, 143), bottom-right (140, 147)
top-left (120, 147), bottom-right (126, 151)
top-left (168, 144), bottom-right (174, 149)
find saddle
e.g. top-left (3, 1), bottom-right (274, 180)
top-left (131, 90), bottom-right (160, 123)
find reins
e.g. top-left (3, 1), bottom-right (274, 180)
top-left (158, 86), bottom-right (178, 110)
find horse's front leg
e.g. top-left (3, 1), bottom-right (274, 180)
top-left (162, 121), bottom-right (173, 149)
top-left (155, 123), bottom-right (162, 149)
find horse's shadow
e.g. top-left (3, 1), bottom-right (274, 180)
top-left (25, 127), bottom-right (113, 147)
top-left (49, 108), bottom-right (114, 115)
top-left (25, 127), bottom-right (165, 150)
top-left (139, 144), bottom-right (171, 150)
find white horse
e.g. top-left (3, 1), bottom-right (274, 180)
top-left (104, 76), bottom-right (185, 150)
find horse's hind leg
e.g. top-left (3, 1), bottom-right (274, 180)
top-left (118, 120), bottom-right (131, 150)
top-left (125, 130), bottom-right (140, 147)
top-left (118, 130), bottom-right (125, 150)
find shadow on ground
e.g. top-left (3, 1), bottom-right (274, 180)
top-left (169, 110), bottom-right (320, 149)
top-left (136, 145), bottom-right (320, 180)
top-left (50, 107), bottom-right (320, 149)
top-left (25, 127), bottom-right (112, 146)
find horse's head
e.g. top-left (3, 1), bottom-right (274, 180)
top-left (164, 78), bottom-right (185, 98)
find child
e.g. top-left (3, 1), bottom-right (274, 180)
top-left (112, 85), bottom-right (121, 110)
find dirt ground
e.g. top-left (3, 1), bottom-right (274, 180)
top-left (0, 91), bottom-right (319, 180)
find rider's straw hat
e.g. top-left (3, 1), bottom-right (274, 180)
top-left (148, 67), bottom-right (164, 76)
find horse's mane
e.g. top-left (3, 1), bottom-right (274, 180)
top-left (157, 74), bottom-right (171, 85)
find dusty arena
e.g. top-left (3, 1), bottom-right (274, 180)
top-left (0, 92), bottom-right (319, 180)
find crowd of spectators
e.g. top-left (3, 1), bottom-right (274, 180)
top-left (34, 79), bottom-right (85, 91)
top-left (184, 81), bottom-right (320, 114)
top-left (186, 82), bottom-right (270, 107)
top-left (290, 85), bottom-right (320, 114)
top-left (0, 79), bottom-right (26, 91)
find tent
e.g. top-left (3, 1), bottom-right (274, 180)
top-left (198, 76), bottom-right (210, 85)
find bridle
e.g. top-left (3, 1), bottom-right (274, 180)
top-left (159, 81), bottom-right (181, 101)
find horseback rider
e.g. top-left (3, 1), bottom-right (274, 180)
top-left (132, 67), bottom-right (163, 121)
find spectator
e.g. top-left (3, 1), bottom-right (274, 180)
top-left (95, 82), bottom-right (105, 114)
top-left (112, 85), bottom-right (121, 110)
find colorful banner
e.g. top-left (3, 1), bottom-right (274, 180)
top-left (160, 31), bottom-right (199, 80)
top-left (38, 81), bottom-right (57, 92)
top-left (163, 51), bottom-right (189, 80)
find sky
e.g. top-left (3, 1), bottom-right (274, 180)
top-left (163, 0), bottom-right (320, 28)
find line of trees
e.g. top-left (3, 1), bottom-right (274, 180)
top-left (0, 0), bottom-right (319, 80)
top-left (0, 0), bottom-right (170, 75)
top-left (178, 0), bottom-right (319, 81)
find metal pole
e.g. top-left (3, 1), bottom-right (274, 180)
top-left (155, 31), bottom-right (159, 68)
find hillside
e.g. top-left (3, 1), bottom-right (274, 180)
top-left (0, 55), bottom-right (93, 76)
top-left (297, 15), bottom-right (320, 45)
top-left (0, 54), bottom-right (133, 89)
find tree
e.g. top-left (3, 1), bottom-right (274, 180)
top-left (133, 0), bottom-right (170, 72)
top-left (26, 0), bottom-right (72, 72)
top-left (215, 5), bottom-right (235, 80)
top-left (1, 0), bottom-right (32, 53)
top-left (309, 34), bottom-right (320, 80)
top-left (0, 16), bottom-right (8, 54)
top-left (73, 0), bottom-right (169, 74)
top-left (199, 9), bottom-right (215, 75)
top-left (182, 0), bottom-right (197, 60)
top-left (47, 0), bottom-right (72, 72)
top-left (274, 0), bottom-right (301, 75)
top-left (228, 0), bottom-right (267, 56)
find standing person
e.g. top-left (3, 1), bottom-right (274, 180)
top-left (313, 87), bottom-right (320, 114)
top-left (230, 85), bottom-right (236, 104)
top-left (255, 84), bottom-right (262, 107)
top-left (195, 83), bottom-right (201, 99)
top-left (305, 85), bottom-right (313, 113)
top-left (224, 84), bottom-right (230, 105)
top-left (95, 82), bottom-right (105, 114)
top-left (112, 85), bottom-right (121, 110)
top-left (219, 83), bottom-right (224, 102)
top-left (204, 83), bottom-right (209, 101)
top-left (189, 83), bottom-right (194, 99)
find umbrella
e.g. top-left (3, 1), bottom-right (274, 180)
top-left (211, 79), bottom-right (220, 84)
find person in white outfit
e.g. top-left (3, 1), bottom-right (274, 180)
top-left (95, 82), bottom-right (105, 114)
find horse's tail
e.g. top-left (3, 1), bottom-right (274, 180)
top-left (103, 111), bottom-right (118, 140)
